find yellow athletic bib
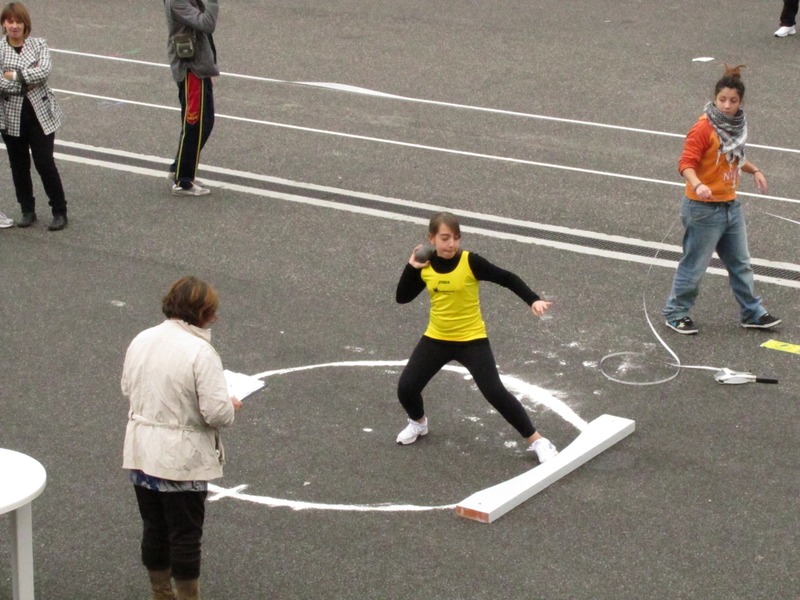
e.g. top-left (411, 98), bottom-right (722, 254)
top-left (422, 251), bottom-right (487, 342)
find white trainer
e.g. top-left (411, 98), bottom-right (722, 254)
top-left (172, 183), bottom-right (211, 197)
top-left (528, 437), bottom-right (558, 463)
top-left (396, 418), bottom-right (428, 445)
top-left (0, 212), bottom-right (13, 228)
top-left (774, 25), bottom-right (796, 37)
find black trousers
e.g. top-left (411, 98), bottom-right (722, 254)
top-left (397, 336), bottom-right (536, 438)
top-left (170, 72), bottom-right (215, 187)
top-left (1, 107), bottom-right (67, 215)
top-left (134, 486), bottom-right (207, 581)
top-left (780, 0), bottom-right (799, 25)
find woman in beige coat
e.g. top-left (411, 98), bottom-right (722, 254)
top-left (122, 276), bottom-right (242, 600)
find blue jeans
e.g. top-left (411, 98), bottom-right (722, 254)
top-left (663, 198), bottom-right (764, 323)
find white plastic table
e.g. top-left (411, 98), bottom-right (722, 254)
top-left (0, 449), bottom-right (47, 600)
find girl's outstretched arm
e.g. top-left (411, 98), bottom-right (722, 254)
top-left (469, 253), bottom-right (539, 303)
top-left (470, 253), bottom-right (552, 316)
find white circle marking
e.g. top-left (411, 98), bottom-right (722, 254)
top-left (208, 360), bottom-right (586, 512)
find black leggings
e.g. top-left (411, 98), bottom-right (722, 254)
top-left (397, 336), bottom-right (536, 438)
top-left (134, 486), bottom-right (207, 580)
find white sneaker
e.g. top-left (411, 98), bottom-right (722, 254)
top-left (172, 183), bottom-right (211, 197)
top-left (396, 418), bottom-right (428, 445)
top-left (0, 212), bottom-right (13, 228)
top-left (528, 437), bottom-right (558, 463)
top-left (774, 25), bottom-right (796, 37)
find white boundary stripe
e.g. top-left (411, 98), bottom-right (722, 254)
top-left (49, 49), bottom-right (799, 155)
top-left (49, 88), bottom-right (800, 207)
top-left (207, 360), bottom-right (585, 513)
top-left (207, 483), bottom-right (457, 512)
top-left (33, 144), bottom-right (800, 289)
top-left (250, 361), bottom-right (589, 431)
top-left (48, 139), bottom-right (800, 274)
top-left (50, 139), bottom-right (800, 274)
top-left (49, 140), bottom-right (682, 251)
top-left (764, 212), bottom-right (800, 226)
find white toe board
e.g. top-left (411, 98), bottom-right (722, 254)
top-left (456, 414), bottom-right (635, 523)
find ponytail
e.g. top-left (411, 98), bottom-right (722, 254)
top-left (714, 63), bottom-right (746, 100)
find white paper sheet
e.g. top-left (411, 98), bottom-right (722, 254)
top-left (223, 370), bottom-right (266, 401)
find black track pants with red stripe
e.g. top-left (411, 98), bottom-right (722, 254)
top-left (170, 72), bottom-right (215, 188)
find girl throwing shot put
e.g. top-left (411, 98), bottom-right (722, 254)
top-left (395, 212), bottom-right (558, 463)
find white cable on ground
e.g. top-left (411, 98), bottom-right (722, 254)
top-left (599, 214), bottom-right (683, 385)
top-left (599, 291), bottom-right (683, 386)
top-left (598, 205), bottom-right (786, 386)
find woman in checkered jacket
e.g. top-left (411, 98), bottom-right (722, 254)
top-left (0, 2), bottom-right (67, 231)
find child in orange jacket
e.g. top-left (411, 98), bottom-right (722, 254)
top-left (662, 64), bottom-right (781, 334)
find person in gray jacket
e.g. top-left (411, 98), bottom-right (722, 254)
top-left (164, 0), bottom-right (219, 197)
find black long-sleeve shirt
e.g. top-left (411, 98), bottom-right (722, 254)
top-left (395, 251), bottom-right (540, 306)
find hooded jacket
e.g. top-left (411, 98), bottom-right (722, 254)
top-left (164, 0), bottom-right (220, 82)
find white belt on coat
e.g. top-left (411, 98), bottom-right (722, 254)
top-left (128, 411), bottom-right (225, 463)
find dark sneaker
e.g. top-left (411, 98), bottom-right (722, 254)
top-left (741, 313), bottom-right (781, 329)
top-left (17, 212), bottom-right (37, 228)
top-left (48, 214), bottom-right (67, 231)
top-left (665, 317), bottom-right (698, 334)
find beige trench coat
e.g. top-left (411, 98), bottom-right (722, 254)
top-left (122, 319), bottom-right (235, 481)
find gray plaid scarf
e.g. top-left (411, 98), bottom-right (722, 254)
top-left (703, 101), bottom-right (747, 164)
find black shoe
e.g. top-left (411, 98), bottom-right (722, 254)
top-left (17, 212), bottom-right (37, 228)
top-left (48, 214), bottom-right (67, 231)
top-left (665, 317), bottom-right (698, 334)
top-left (741, 313), bottom-right (781, 329)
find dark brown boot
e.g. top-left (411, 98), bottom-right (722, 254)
top-left (147, 569), bottom-right (176, 600)
top-left (175, 578), bottom-right (200, 600)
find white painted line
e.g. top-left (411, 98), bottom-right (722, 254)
top-left (49, 48), bottom-right (799, 154)
top-left (300, 81), bottom-right (403, 99)
top-left (205, 484), bottom-right (248, 501)
top-left (498, 372), bottom-right (588, 431)
top-left (48, 89), bottom-right (800, 207)
top-left (763, 212), bottom-right (800, 226)
top-left (51, 139), bottom-right (800, 275)
top-left (50, 50), bottom-right (170, 70)
top-left (49, 140), bottom-right (800, 274)
top-left (53, 88), bottom-right (180, 112)
top-left (205, 360), bottom-right (585, 513)
top-left (250, 360), bottom-right (588, 430)
top-left (456, 414), bottom-right (635, 523)
top-left (207, 483), bottom-right (457, 512)
top-left (55, 140), bottom-right (173, 164)
top-left (26, 143), bottom-right (800, 288)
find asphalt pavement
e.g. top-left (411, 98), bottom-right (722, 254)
top-left (0, 1), bottom-right (798, 599)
